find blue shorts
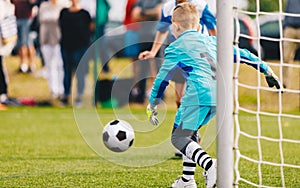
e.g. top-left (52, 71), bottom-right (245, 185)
top-left (16, 19), bottom-right (34, 47)
top-left (174, 105), bottom-right (216, 131)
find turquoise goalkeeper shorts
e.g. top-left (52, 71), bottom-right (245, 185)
top-left (174, 106), bottom-right (216, 131)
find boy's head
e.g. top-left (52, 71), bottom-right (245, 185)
top-left (172, 2), bottom-right (200, 38)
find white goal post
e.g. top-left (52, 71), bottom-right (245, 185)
top-left (216, 0), bottom-right (234, 187)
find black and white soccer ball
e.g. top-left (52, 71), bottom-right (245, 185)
top-left (102, 119), bottom-right (134, 152)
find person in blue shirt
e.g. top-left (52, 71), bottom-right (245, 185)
top-left (146, 3), bottom-right (283, 188)
top-left (139, 0), bottom-right (216, 108)
top-left (140, 0), bottom-right (217, 159)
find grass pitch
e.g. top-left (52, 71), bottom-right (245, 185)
top-left (1, 107), bottom-right (299, 187)
top-left (0, 107), bottom-right (185, 187)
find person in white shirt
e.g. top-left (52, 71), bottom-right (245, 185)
top-left (39, 0), bottom-right (65, 101)
top-left (0, 0), bottom-right (19, 108)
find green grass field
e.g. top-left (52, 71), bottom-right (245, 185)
top-left (0, 107), bottom-right (192, 187)
top-left (1, 56), bottom-right (299, 187)
top-left (1, 107), bottom-right (299, 187)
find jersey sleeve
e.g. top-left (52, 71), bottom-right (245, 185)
top-left (233, 46), bottom-right (269, 74)
top-left (156, 9), bottom-right (172, 32)
top-left (149, 46), bottom-right (178, 106)
top-left (200, 5), bottom-right (216, 30)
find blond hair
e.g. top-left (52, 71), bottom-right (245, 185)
top-left (172, 2), bottom-right (200, 31)
top-left (176, 0), bottom-right (188, 4)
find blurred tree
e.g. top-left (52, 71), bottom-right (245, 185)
top-left (247, 0), bottom-right (287, 12)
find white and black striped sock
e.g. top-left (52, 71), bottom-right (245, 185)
top-left (182, 155), bottom-right (196, 180)
top-left (185, 141), bottom-right (212, 171)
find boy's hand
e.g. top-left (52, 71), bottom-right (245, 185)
top-left (264, 70), bottom-right (284, 92)
top-left (146, 104), bottom-right (159, 126)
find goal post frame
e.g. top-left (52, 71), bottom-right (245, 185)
top-left (216, 0), bottom-right (234, 187)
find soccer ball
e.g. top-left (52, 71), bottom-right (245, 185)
top-left (102, 119), bottom-right (134, 152)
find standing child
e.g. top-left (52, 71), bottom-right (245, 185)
top-left (146, 3), bottom-right (283, 188)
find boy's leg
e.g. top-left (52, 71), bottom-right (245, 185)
top-left (172, 125), bottom-right (216, 188)
top-left (181, 131), bottom-right (199, 180)
top-left (171, 106), bottom-right (217, 187)
top-left (182, 155), bottom-right (196, 180)
top-left (173, 106), bottom-right (214, 169)
top-left (172, 125), bottom-right (213, 171)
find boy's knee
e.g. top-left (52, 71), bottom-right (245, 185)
top-left (171, 130), bottom-right (190, 154)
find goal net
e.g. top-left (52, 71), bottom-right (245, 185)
top-left (232, 0), bottom-right (300, 187)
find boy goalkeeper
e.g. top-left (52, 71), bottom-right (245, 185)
top-left (146, 3), bottom-right (283, 188)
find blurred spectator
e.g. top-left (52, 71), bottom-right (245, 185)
top-left (30, 0), bottom-right (47, 68)
top-left (282, 0), bottom-right (300, 89)
top-left (11, 0), bottom-right (37, 73)
top-left (123, 0), bottom-right (140, 61)
top-left (0, 0), bottom-right (20, 108)
top-left (97, 0), bottom-right (130, 73)
top-left (59, 0), bottom-right (93, 107)
top-left (93, 0), bottom-right (110, 72)
top-left (130, 0), bottom-right (163, 103)
top-left (123, 0), bottom-right (139, 31)
top-left (95, 0), bottom-right (110, 39)
top-left (38, 0), bottom-right (65, 102)
top-left (97, 0), bottom-right (162, 104)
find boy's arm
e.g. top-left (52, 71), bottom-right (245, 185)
top-left (233, 46), bottom-right (268, 72)
top-left (149, 49), bottom-right (177, 106)
top-left (233, 46), bottom-right (284, 90)
top-left (147, 48), bottom-right (178, 125)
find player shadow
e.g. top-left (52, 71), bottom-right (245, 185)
top-left (168, 156), bottom-right (183, 161)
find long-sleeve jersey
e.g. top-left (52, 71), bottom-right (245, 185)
top-left (149, 30), bottom-right (269, 107)
top-left (156, 0), bottom-right (216, 34)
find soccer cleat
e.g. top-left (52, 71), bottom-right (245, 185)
top-left (171, 176), bottom-right (197, 188)
top-left (203, 159), bottom-right (217, 188)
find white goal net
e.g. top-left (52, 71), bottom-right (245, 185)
top-left (232, 0), bottom-right (300, 187)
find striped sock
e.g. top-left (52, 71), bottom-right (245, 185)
top-left (185, 141), bottom-right (212, 171)
top-left (182, 155), bottom-right (196, 180)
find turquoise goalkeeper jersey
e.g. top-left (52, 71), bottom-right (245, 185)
top-left (149, 30), bottom-right (269, 107)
